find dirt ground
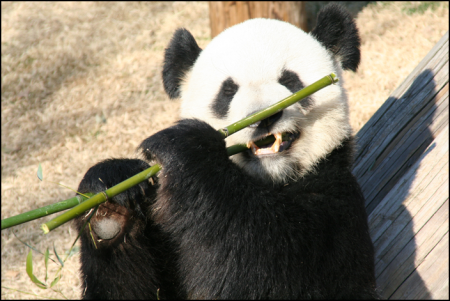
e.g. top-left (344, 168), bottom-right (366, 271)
top-left (1, 2), bottom-right (448, 299)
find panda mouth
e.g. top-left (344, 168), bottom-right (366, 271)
top-left (246, 132), bottom-right (298, 156)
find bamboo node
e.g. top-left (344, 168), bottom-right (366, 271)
top-left (220, 128), bottom-right (229, 138)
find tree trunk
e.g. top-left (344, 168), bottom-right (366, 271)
top-left (209, 1), bottom-right (307, 38)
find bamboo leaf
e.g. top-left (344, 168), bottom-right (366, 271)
top-left (44, 248), bottom-right (49, 283)
top-left (53, 245), bottom-right (64, 267)
top-left (67, 206), bottom-right (98, 259)
top-left (65, 245), bottom-right (80, 258)
top-left (88, 222), bottom-right (98, 249)
top-left (37, 163), bottom-right (43, 181)
top-left (13, 231), bottom-right (41, 254)
top-left (26, 250), bottom-right (47, 289)
top-left (12, 231), bottom-right (58, 264)
top-left (50, 275), bottom-right (61, 288)
top-left (55, 182), bottom-right (88, 195)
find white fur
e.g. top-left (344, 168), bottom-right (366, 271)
top-left (179, 18), bottom-right (351, 184)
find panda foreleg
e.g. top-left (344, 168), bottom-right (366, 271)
top-left (74, 158), bottom-right (182, 300)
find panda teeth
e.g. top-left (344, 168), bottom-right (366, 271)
top-left (247, 141), bottom-right (259, 154)
top-left (271, 133), bottom-right (282, 153)
top-left (247, 133), bottom-right (283, 156)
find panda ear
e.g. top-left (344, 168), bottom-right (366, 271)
top-left (162, 28), bottom-right (202, 99)
top-left (310, 4), bottom-right (361, 72)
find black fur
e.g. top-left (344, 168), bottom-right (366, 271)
top-left (162, 28), bottom-right (202, 99)
top-left (138, 119), bottom-right (377, 299)
top-left (74, 158), bottom-right (183, 300)
top-left (278, 69), bottom-right (304, 93)
top-left (311, 3), bottom-right (361, 71)
top-left (278, 69), bottom-right (313, 109)
top-left (210, 77), bottom-right (239, 119)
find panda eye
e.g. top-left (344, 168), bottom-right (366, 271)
top-left (211, 77), bottom-right (239, 119)
top-left (278, 69), bottom-right (304, 93)
top-left (278, 69), bottom-right (313, 109)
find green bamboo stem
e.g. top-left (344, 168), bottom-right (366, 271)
top-left (1, 135), bottom-right (287, 232)
top-left (1, 193), bottom-right (92, 230)
top-left (40, 164), bottom-right (162, 234)
top-left (1, 73), bottom-right (335, 234)
top-left (39, 134), bottom-right (288, 234)
top-left (41, 73), bottom-right (337, 234)
top-left (218, 73), bottom-right (338, 138)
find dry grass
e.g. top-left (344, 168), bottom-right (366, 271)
top-left (1, 2), bottom-right (448, 299)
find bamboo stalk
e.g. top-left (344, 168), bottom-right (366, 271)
top-left (41, 135), bottom-right (291, 234)
top-left (218, 73), bottom-right (338, 137)
top-left (1, 135), bottom-right (287, 231)
top-left (0, 73), bottom-right (337, 233)
top-left (41, 164), bottom-right (162, 234)
top-left (40, 73), bottom-right (337, 234)
top-left (1, 194), bottom-right (92, 230)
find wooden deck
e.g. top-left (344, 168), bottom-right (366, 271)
top-left (352, 31), bottom-right (449, 299)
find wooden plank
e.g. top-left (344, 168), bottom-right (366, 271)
top-left (391, 232), bottom-right (449, 299)
top-left (413, 199), bottom-right (448, 268)
top-left (353, 31), bottom-right (449, 214)
top-left (354, 31), bottom-right (448, 155)
top-left (352, 31), bottom-right (449, 300)
top-left (368, 126), bottom-right (448, 245)
top-left (360, 80), bottom-right (448, 216)
top-left (355, 60), bottom-right (448, 177)
top-left (369, 126), bottom-right (448, 272)
top-left (372, 177), bottom-right (447, 274)
top-left (360, 69), bottom-right (448, 214)
top-left (416, 232), bottom-right (448, 299)
top-left (353, 48), bottom-right (447, 174)
top-left (369, 138), bottom-right (448, 247)
top-left (362, 83), bottom-right (448, 212)
top-left (376, 198), bottom-right (448, 299)
top-left (370, 127), bottom-right (448, 298)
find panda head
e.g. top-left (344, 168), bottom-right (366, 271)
top-left (162, 4), bottom-right (360, 184)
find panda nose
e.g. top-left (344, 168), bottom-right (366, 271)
top-left (248, 110), bottom-right (283, 129)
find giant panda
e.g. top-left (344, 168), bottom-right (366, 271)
top-left (74, 3), bottom-right (377, 299)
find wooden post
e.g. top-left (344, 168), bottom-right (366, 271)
top-left (209, 1), bottom-right (307, 39)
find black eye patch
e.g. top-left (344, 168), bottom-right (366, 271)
top-left (211, 77), bottom-right (239, 119)
top-left (278, 69), bottom-right (313, 109)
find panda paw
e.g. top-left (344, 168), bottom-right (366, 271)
top-left (139, 118), bottom-right (228, 174)
top-left (74, 158), bottom-right (156, 248)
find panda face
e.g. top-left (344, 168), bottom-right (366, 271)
top-left (164, 10), bottom-right (360, 184)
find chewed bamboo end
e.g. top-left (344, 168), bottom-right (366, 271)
top-left (41, 224), bottom-right (49, 234)
top-left (329, 73), bottom-right (339, 84)
top-left (218, 128), bottom-right (229, 138)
